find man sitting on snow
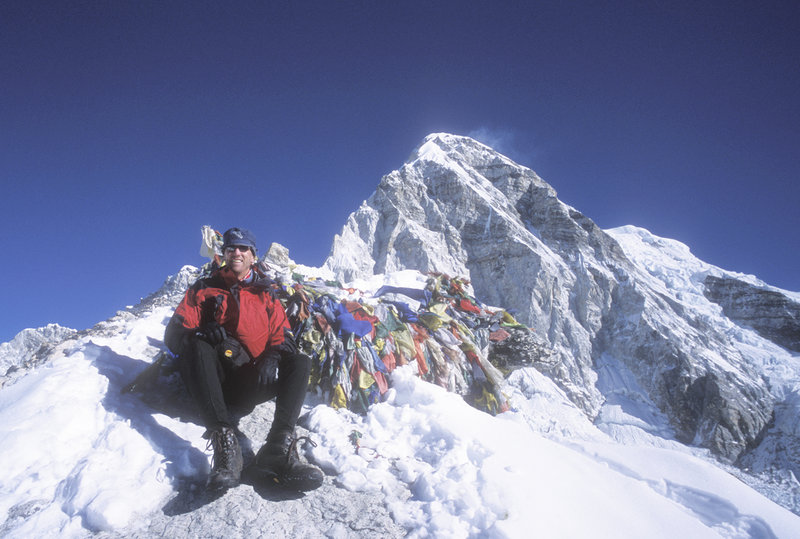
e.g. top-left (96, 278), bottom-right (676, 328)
top-left (165, 227), bottom-right (323, 491)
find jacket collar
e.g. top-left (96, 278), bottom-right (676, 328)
top-left (220, 266), bottom-right (253, 287)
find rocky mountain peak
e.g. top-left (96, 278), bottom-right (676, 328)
top-left (323, 133), bottom-right (797, 472)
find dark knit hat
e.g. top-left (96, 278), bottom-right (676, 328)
top-left (222, 227), bottom-right (257, 253)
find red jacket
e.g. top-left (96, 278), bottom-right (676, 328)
top-left (167, 266), bottom-right (289, 359)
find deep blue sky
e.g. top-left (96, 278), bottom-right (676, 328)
top-left (2, 1), bottom-right (798, 343)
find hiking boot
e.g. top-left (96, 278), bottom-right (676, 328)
top-left (254, 431), bottom-right (324, 491)
top-left (207, 426), bottom-right (243, 490)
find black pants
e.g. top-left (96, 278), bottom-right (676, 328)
top-left (179, 338), bottom-right (311, 437)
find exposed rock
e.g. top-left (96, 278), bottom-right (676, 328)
top-left (488, 327), bottom-right (556, 374)
top-left (263, 242), bottom-right (293, 268)
top-left (704, 275), bottom-right (800, 353)
top-left (738, 391), bottom-right (800, 483)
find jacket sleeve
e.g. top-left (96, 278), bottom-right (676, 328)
top-left (165, 315), bottom-right (190, 357)
top-left (257, 294), bottom-right (295, 359)
top-left (164, 288), bottom-right (202, 356)
top-left (266, 294), bottom-right (290, 347)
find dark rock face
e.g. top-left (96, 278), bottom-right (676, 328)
top-left (488, 328), bottom-right (555, 374)
top-left (704, 275), bottom-right (800, 353)
top-left (663, 368), bottom-right (772, 459)
top-left (597, 282), bottom-right (774, 462)
top-left (737, 391), bottom-right (800, 482)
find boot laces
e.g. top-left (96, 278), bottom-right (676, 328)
top-left (283, 435), bottom-right (317, 467)
top-left (208, 428), bottom-right (237, 469)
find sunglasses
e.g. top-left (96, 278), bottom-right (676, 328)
top-left (225, 245), bottom-right (252, 254)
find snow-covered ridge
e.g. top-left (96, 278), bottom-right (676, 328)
top-left (607, 224), bottom-right (797, 299)
top-left (0, 266), bottom-right (202, 388)
top-left (0, 323), bottom-right (76, 377)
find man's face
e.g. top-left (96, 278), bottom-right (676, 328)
top-left (224, 245), bottom-right (255, 277)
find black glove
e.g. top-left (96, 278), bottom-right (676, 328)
top-left (257, 350), bottom-right (280, 386)
top-left (201, 320), bottom-right (227, 346)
